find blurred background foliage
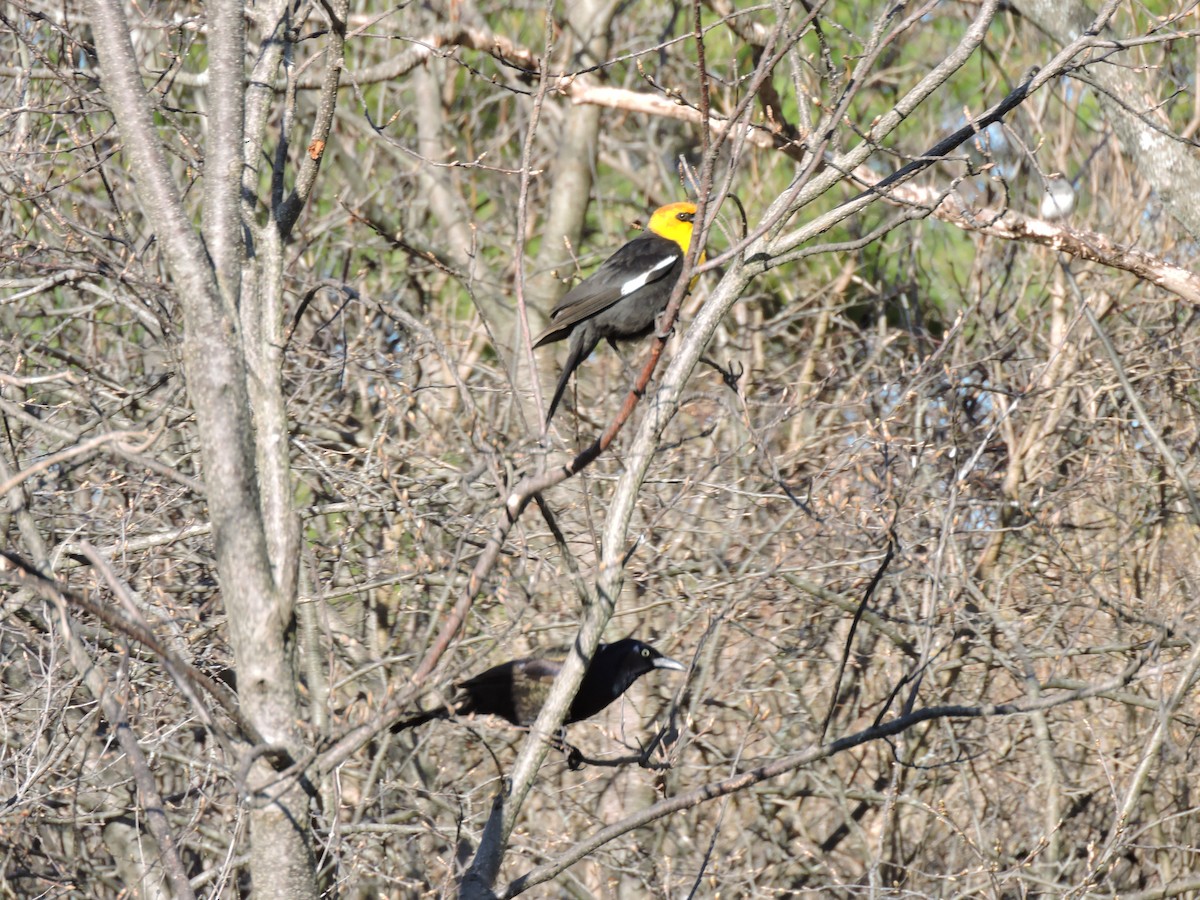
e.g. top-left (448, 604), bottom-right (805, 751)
top-left (3, 0), bottom-right (1200, 895)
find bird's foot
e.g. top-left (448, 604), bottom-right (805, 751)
top-left (549, 732), bottom-right (585, 769)
top-left (701, 356), bottom-right (744, 393)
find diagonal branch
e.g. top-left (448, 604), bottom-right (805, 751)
top-left (505, 662), bottom-right (1146, 897)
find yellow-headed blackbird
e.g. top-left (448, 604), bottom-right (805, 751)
top-left (534, 202), bottom-right (703, 427)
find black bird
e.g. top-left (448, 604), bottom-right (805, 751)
top-left (533, 202), bottom-right (704, 427)
top-left (394, 638), bottom-right (685, 731)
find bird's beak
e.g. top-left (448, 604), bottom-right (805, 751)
top-left (652, 655), bottom-right (686, 672)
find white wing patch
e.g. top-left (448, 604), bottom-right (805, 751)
top-left (619, 254), bottom-right (677, 297)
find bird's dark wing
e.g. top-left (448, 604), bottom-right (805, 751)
top-left (533, 233), bottom-right (681, 347)
top-left (456, 660), bottom-right (519, 722)
top-left (456, 657), bottom-right (565, 725)
top-left (505, 657), bottom-right (563, 725)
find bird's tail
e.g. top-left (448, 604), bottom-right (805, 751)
top-left (390, 708), bottom-right (448, 733)
top-left (545, 331), bottom-right (595, 428)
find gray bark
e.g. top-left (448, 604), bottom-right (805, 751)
top-left (87, 0), bottom-right (316, 895)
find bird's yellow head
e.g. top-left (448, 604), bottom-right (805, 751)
top-left (646, 202), bottom-right (703, 259)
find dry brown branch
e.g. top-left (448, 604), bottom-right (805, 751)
top-left (558, 80), bottom-right (801, 159)
top-left (882, 181), bottom-right (1200, 305)
top-left (0, 430), bottom-right (152, 496)
top-left (0, 551), bottom-right (261, 744)
top-left (505, 663), bottom-right (1146, 897)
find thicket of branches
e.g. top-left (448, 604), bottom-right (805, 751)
top-left (3, 0), bottom-right (1200, 896)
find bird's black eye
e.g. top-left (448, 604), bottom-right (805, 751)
top-left (677, 211), bottom-right (694, 223)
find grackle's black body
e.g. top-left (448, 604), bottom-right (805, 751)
top-left (394, 638), bottom-right (684, 731)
